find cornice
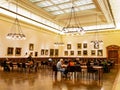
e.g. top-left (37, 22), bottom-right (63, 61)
top-left (0, 13), bottom-right (56, 35)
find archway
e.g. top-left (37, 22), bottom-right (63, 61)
top-left (106, 45), bottom-right (120, 64)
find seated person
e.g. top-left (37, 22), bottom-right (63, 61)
top-left (3, 58), bottom-right (10, 72)
top-left (56, 59), bottom-right (68, 77)
top-left (86, 60), bottom-right (91, 67)
top-left (29, 60), bottom-right (34, 66)
top-left (27, 54), bottom-right (35, 68)
top-left (27, 53), bottom-right (33, 62)
top-left (69, 60), bottom-right (75, 66)
top-left (86, 60), bottom-right (98, 74)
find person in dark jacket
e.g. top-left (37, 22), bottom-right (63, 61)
top-left (3, 58), bottom-right (10, 72)
top-left (27, 53), bottom-right (35, 70)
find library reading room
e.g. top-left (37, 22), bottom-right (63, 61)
top-left (0, 0), bottom-right (120, 90)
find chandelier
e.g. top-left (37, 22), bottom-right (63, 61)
top-left (91, 14), bottom-right (103, 48)
top-left (6, 0), bottom-right (26, 40)
top-left (62, 5), bottom-right (85, 35)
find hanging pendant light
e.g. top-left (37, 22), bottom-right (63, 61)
top-left (62, 1), bottom-right (85, 35)
top-left (91, 14), bottom-right (103, 48)
top-left (6, 0), bottom-right (26, 40)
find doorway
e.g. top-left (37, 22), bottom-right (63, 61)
top-left (106, 45), bottom-right (120, 64)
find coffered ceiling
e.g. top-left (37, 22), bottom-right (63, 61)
top-left (0, 0), bottom-right (116, 32)
top-left (26, 0), bottom-right (115, 30)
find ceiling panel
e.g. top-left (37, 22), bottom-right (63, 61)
top-left (26, 0), bottom-right (116, 31)
top-left (29, 0), bottom-right (96, 15)
top-left (0, 0), bottom-right (115, 33)
top-left (51, 0), bottom-right (70, 4)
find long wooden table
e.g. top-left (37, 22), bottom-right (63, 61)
top-left (81, 65), bottom-right (103, 81)
top-left (6, 62), bottom-right (38, 72)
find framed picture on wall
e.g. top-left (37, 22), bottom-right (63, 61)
top-left (55, 49), bottom-right (59, 56)
top-left (45, 49), bottom-right (48, 55)
top-left (77, 43), bottom-right (82, 49)
top-left (83, 50), bottom-right (87, 56)
top-left (41, 49), bottom-right (44, 55)
top-left (97, 50), bottom-right (103, 56)
top-left (67, 44), bottom-right (71, 49)
top-left (64, 51), bottom-right (68, 56)
top-left (15, 47), bottom-right (21, 56)
top-left (70, 51), bottom-right (74, 55)
top-left (30, 52), bottom-right (33, 56)
top-left (83, 43), bottom-right (87, 48)
top-left (29, 43), bottom-right (34, 51)
top-left (77, 51), bottom-right (81, 56)
top-left (91, 50), bottom-right (96, 56)
top-left (7, 47), bottom-right (14, 55)
top-left (94, 42), bottom-right (99, 49)
top-left (50, 49), bottom-right (54, 56)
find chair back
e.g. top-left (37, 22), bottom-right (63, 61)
top-left (22, 63), bottom-right (26, 68)
top-left (52, 65), bottom-right (57, 71)
top-left (67, 66), bottom-right (75, 72)
top-left (75, 66), bottom-right (81, 72)
top-left (87, 66), bottom-right (94, 73)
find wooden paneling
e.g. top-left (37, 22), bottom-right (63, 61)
top-left (0, 57), bottom-right (107, 64)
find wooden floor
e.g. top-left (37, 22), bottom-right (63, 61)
top-left (0, 65), bottom-right (119, 90)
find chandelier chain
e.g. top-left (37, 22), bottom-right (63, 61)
top-left (6, 0), bottom-right (26, 40)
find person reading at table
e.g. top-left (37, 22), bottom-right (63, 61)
top-left (27, 53), bottom-right (33, 62)
top-left (3, 58), bottom-right (10, 72)
top-left (56, 59), bottom-right (68, 77)
top-left (69, 60), bottom-right (75, 66)
top-left (86, 60), bottom-right (91, 66)
top-left (27, 53), bottom-right (35, 69)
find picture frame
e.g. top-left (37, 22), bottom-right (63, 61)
top-left (83, 50), bottom-right (87, 56)
top-left (30, 52), bottom-right (33, 56)
top-left (55, 49), bottom-right (59, 56)
top-left (64, 51), bottom-right (68, 56)
top-left (15, 47), bottom-right (21, 56)
top-left (45, 49), bottom-right (48, 55)
top-left (67, 44), bottom-right (71, 49)
top-left (41, 49), bottom-right (44, 55)
top-left (83, 43), bottom-right (87, 48)
top-left (77, 43), bottom-right (82, 49)
top-left (97, 50), bottom-right (103, 56)
top-left (70, 51), bottom-right (74, 55)
top-left (7, 47), bottom-right (14, 55)
top-left (77, 51), bottom-right (81, 56)
top-left (94, 42), bottom-right (99, 49)
top-left (29, 43), bottom-right (34, 51)
top-left (91, 50), bottom-right (96, 56)
top-left (50, 49), bottom-right (54, 56)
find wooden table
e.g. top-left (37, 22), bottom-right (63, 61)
top-left (81, 65), bottom-right (103, 80)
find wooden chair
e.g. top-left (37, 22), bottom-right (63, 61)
top-left (87, 66), bottom-right (98, 80)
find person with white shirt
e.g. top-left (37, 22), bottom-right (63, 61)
top-left (56, 59), bottom-right (68, 77)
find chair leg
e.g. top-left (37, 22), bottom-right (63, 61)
top-left (55, 71), bottom-right (57, 76)
top-left (87, 73), bottom-right (89, 79)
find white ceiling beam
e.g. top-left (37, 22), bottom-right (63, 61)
top-left (96, 0), bottom-right (113, 23)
